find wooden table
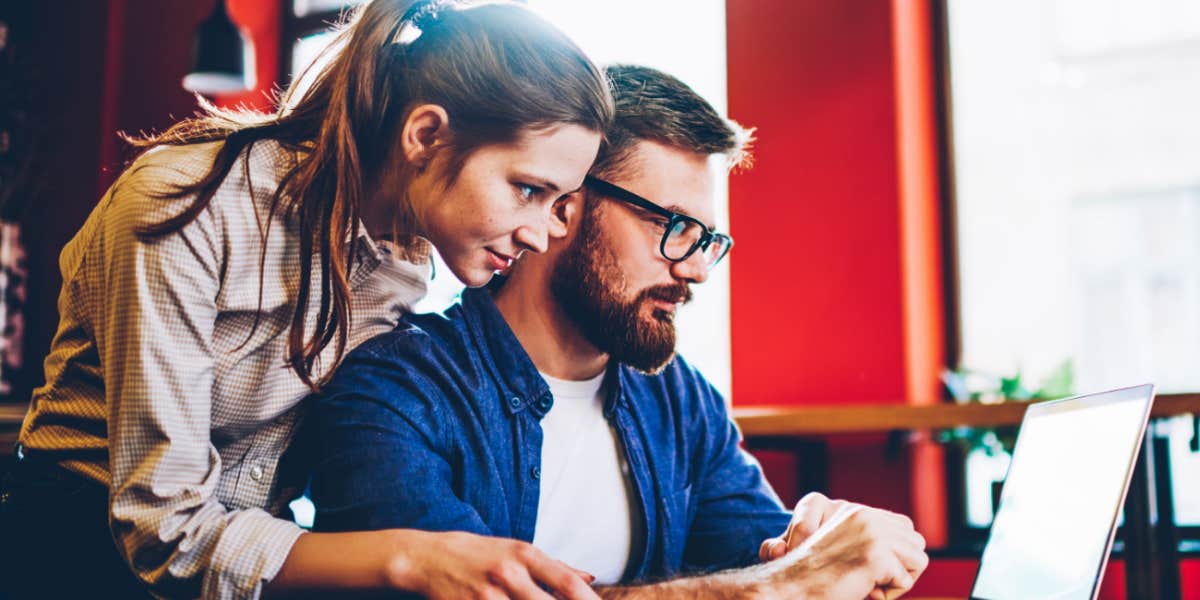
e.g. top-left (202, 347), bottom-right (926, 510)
top-left (732, 393), bottom-right (1200, 600)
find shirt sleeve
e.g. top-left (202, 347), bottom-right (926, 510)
top-left (97, 166), bottom-right (304, 600)
top-left (304, 335), bottom-right (494, 536)
top-left (680, 369), bottom-right (792, 572)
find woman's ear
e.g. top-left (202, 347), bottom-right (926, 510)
top-left (399, 104), bottom-right (451, 168)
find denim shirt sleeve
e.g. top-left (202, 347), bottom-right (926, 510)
top-left (304, 331), bottom-right (493, 536)
top-left (682, 373), bottom-right (792, 572)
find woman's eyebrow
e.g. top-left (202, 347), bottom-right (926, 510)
top-left (512, 170), bottom-right (569, 193)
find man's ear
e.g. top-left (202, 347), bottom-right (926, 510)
top-left (549, 191), bottom-right (585, 239)
top-left (399, 104), bottom-right (451, 167)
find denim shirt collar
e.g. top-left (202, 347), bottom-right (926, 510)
top-left (458, 286), bottom-right (629, 420)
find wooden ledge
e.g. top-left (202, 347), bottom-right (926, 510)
top-left (733, 393), bottom-right (1200, 436)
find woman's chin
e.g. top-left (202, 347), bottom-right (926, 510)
top-left (446, 263), bottom-right (494, 288)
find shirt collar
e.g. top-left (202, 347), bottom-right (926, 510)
top-left (457, 286), bottom-right (630, 420)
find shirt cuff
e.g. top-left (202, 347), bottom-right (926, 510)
top-left (200, 510), bottom-right (306, 600)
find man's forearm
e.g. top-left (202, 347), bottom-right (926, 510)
top-left (597, 567), bottom-right (767, 600)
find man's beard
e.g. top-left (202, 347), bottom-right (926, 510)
top-left (549, 206), bottom-right (692, 374)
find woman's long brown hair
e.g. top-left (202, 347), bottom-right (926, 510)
top-left (124, 0), bottom-right (613, 389)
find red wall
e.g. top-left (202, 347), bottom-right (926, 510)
top-left (727, 0), bottom-right (907, 409)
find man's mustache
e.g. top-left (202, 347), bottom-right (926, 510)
top-left (642, 283), bottom-right (692, 306)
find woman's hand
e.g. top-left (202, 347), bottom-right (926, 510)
top-left (269, 528), bottom-right (599, 599)
top-left (394, 529), bottom-right (599, 600)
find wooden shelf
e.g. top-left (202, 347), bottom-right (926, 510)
top-left (733, 393), bottom-right (1200, 436)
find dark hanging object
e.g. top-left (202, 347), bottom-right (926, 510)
top-left (182, 0), bottom-right (255, 94)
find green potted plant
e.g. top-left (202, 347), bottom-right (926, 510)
top-left (939, 360), bottom-right (1075, 517)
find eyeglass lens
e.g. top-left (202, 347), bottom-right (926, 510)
top-left (663, 220), bottom-right (731, 266)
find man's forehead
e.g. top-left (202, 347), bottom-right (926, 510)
top-left (608, 140), bottom-right (720, 225)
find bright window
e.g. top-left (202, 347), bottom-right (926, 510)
top-left (946, 0), bottom-right (1200, 529)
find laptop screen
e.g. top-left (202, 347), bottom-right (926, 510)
top-left (971, 384), bottom-right (1155, 600)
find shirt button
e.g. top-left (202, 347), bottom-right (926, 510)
top-left (509, 397), bottom-right (522, 409)
top-left (530, 466), bottom-right (541, 480)
top-left (537, 397), bottom-right (553, 411)
top-left (249, 465), bottom-right (265, 481)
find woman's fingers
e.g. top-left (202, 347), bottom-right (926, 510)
top-left (493, 568), bottom-right (556, 600)
top-left (519, 552), bottom-right (600, 600)
top-left (566, 565), bottom-right (596, 585)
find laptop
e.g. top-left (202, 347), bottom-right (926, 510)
top-left (969, 383), bottom-right (1156, 600)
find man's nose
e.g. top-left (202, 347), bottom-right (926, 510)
top-left (670, 249), bottom-right (710, 284)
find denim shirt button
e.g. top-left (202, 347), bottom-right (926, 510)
top-left (537, 397), bottom-right (552, 411)
top-left (508, 397), bottom-right (522, 409)
top-left (530, 466), bottom-right (541, 480)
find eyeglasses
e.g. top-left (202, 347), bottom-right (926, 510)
top-left (584, 176), bottom-right (733, 268)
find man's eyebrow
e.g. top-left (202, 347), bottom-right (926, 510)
top-left (638, 203), bottom-right (715, 232)
top-left (662, 204), bottom-right (715, 227)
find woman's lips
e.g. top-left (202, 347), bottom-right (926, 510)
top-left (486, 249), bottom-right (513, 271)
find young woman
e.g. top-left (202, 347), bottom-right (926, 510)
top-left (0, 1), bottom-right (611, 598)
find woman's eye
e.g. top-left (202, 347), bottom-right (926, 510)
top-left (516, 184), bottom-right (539, 203)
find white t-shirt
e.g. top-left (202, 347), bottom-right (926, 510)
top-left (532, 370), bottom-right (642, 584)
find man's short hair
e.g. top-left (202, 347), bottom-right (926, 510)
top-left (591, 64), bottom-right (754, 181)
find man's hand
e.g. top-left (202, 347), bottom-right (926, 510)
top-left (759, 492), bottom-right (850, 561)
top-left (596, 497), bottom-right (927, 600)
top-left (754, 499), bottom-right (928, 600)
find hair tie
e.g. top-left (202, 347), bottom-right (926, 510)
top-left (393, 0), bottom-right (441, 46)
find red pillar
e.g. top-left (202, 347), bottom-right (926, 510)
top-left (726, 0), bottom-right (946, 545)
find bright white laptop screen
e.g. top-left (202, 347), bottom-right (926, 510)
top-left (971, 384), bottom-right (1155, 600)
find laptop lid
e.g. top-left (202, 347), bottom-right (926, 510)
top-left (969, 383), bottom-right (1156, 600)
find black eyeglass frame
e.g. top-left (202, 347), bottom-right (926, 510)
top-left (584, 176), bottom-right (734, 266)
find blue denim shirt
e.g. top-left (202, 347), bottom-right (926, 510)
top-left (305, 287), bottom-right (791, 581)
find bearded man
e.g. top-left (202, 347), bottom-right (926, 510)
top-left (305, 65), bottom-right (927, 599)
